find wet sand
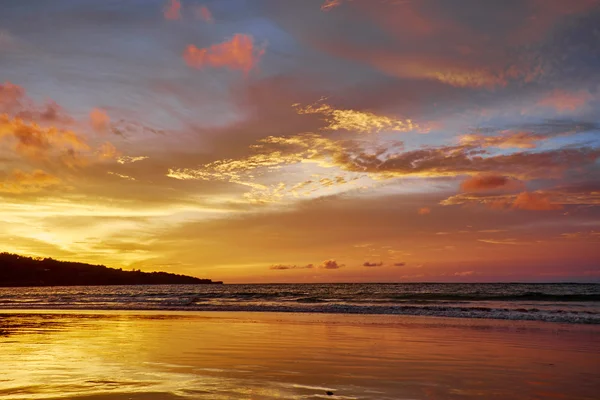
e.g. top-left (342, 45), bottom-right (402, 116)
top-left (1, 311), bottom-right (599, 399)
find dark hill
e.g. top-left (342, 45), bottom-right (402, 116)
top-left (0, 253), bottom-right (222, 287)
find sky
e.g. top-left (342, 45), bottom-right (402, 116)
top-left (0, 0), bottom-right (599, 283)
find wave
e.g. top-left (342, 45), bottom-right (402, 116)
top-left (1, 302), bottom-right (598, 324)
top-left (3, 291), bottom-right (597, 302)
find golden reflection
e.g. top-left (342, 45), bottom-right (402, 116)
top-left (1, 311), bottom-right (598, 400)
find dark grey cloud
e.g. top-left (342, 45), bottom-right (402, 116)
top-left (363, 261), bottom-right (383, 267)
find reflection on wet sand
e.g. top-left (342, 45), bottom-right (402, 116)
top-left (1, 311), bottom-right (599, 399)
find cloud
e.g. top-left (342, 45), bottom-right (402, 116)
top-left (117, 156), bottom-right (149, 164)
top-left (166, 133), bottom-right (362, 202)
top-left (459, 131), bottom-right (547, 149)
top-left (97, 142), bottom-right (119, 160)
top-left (269, 264), bottom-right (314, 270)
top-left (108, 172), bottom-right (135, 181)
top-left (194, 5), bottom-right (214, 23)
top-left (460, 175), bottom-right (521, 192)
top-left (418, 207), bottom-right (431, 215)
top-left (561, 231), bottom-right (600, 241)
top-left (537, 90), bottom-right (593, 112)
top-left (1, 82), bottom-right (71, 124)
top-left (393, 262), bottom-right (406, 267)
top-left (0, 81), bottom-right (25, 111)
top-left (363, 261), bottom-right (383, 267)
top-left (320, 259), bottom-right (343, 269)
top-left (183, 34), bottom-right (265, 74)
top-left (478, 239), bottom-right (524, 245)
top-left (442, 185), bottom-right (600, 210)
top-left (321, 0), bottom-right (343, 11)
top-left (0, 169), bottom-right (60, 193)
top-left (90, 108), bottom-right (110, 133)
top-left (0, 114), bottom-right (89, 160)
top-left (512, 192), bottom-right (563, 211)
top-left (454, 271), bottom-right (474, 277)
top-left (293, 102), bottom-right (417, 133)
top-left (342, 145), bottom-right (600, 181)
top-left (163, 0), bottom-right (181, 20)
top-left (15, 101), bottom-right (73, 125)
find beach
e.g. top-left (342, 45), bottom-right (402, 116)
top-left (1, 310), bottom-right (599, 400)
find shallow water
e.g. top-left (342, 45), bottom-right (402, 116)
top-left (1, 311), bottom-right (599, 399)
top-left (1, 283), bottom-right (599, 324)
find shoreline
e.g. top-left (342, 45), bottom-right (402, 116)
top-left (2, 308), bottom-right (600, 330)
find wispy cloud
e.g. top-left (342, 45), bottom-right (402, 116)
top-left (269, 264), bottom-right (314, 270)
top-left (478, 238), bottom-right (524, 245)
top-left (294, 101), bottom-right (417, 133)
top-left (321, 0), bottom-right (343, 11)
top-left (108, 172), bottom-right (136, 181)
top-left (117, 156), bottom-right (149, 164)
top-left (537, 90), bottom-right (592, 112)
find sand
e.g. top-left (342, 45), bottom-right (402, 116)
top-left (1, 311), bottom-right (599, 399)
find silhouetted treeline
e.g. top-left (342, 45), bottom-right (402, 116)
top-left (0, 253), bottom-right (223, 287)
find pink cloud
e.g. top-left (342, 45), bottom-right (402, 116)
top-left (90, 108), bottom-right (110, 133)
top-left (537, 90), bottom-right (592, 112)
top-left (163, 0), bottom-right (181, 20)
top-left (183, 34), bottom-right (265, 74)
top-left (194, 5), bottom-right (214, 23)
top-left (512, 192), bottom-right (563, 211)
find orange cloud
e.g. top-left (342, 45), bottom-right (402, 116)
top-left (459, 131), bottom-right (547, 149)
top-left (194, 5), bottom-right (214, 23)
top-left (90, 108), bottom-right (110, 133)
top-left (0, 169), bottom-right (60, 193)
top-left (183, 34), bottom-right (265, 74)
top-left (0, 114), bottom-right (89, 160)
top-left (537, 90), bottom-right (592, 112)
top-left (418, 207), bottom-right (431, 215)
top-left (367, 53), bottom-right (509, 89)
top-left (461, 175), bottom-right (522, 192)
top-left (512, 192), bottom-right (563, 211)
top-left (163, 0), bottom-right (181, 20)
top-left (98, 142), bottom-right (119, 160)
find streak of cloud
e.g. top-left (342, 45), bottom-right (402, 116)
top-left (294, 102), bottom-right (417, 133)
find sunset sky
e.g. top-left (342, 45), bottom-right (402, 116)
top-left (1, 0), bottom-right (599, 283)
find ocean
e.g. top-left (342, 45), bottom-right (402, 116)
top-left (1, 283), bottom-right (598, 324)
